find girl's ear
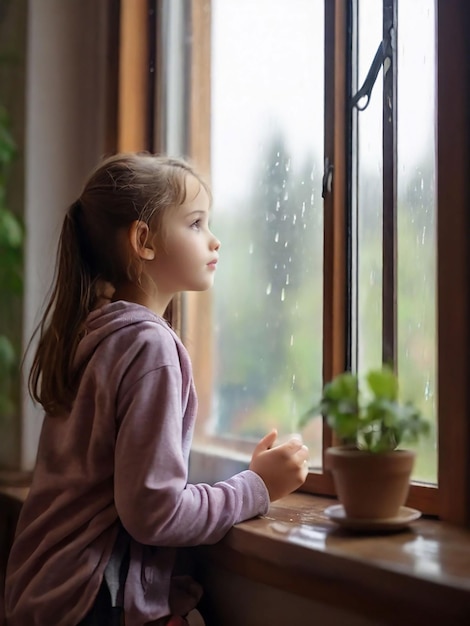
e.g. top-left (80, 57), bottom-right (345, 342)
top-left (128, 220), bottom-right (155, 261)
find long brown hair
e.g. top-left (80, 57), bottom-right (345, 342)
top-left (29, 152), bottom-right (208, 416)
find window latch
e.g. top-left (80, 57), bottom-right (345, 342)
top-left (322, 157), bottom-right (334, 198)
top-left (350, 26), bottom-right (394, 112)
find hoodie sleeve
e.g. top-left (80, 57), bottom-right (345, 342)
top-left (114, 364), bottom-right (269, 547)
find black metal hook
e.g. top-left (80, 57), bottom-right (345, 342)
top-left (350, 26), bottom-right (394, 112)
top-left (351, 41), bottom-right (386, 111)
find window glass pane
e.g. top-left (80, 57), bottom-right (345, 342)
top-left (397, 0), bottom-right (436, 483)
top-left (356, 0), bottom-right (383, 376)
top-left (210, 0), bottom-right (324, 467)
top-left (355, 0), bottom-right (437, 484)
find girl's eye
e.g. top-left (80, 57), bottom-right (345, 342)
top-left (190, 219), bottom-right (201, 230)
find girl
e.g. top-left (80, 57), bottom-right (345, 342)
top-left (5, 153), bottom-right (309, 626)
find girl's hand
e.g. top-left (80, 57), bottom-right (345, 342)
top-left (249, 429), bottom-right (309, 502)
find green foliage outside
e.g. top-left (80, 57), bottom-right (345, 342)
top-left (212, 134), bottom-right (323, 448)
top-left (0, 103), bottom-right (23, 421)
top-left (211, 133), bottom-right (437, 481)
top-left (355, 162), bottom-right (436, 479)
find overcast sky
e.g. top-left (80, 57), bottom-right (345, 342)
top-left (211, 0), bottom-right (435, 205)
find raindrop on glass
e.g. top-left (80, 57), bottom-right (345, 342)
top-left (424, 379), bottom-right (431, 400)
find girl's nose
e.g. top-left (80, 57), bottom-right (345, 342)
top-left (211, 235), bottom-right (221, 251)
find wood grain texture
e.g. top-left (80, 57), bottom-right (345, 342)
top-left (197, 492), bottom-right (470, 625)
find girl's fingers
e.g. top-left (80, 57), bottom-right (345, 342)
top-left (252, 429), bottom-right (278, 457)
top-left (294, 445), bottom-right (310, 463)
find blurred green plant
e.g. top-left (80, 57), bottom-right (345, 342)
top-left (0, 102), bottom-right (23, 417)
top-left (300, 366), bottom-right (430, 453)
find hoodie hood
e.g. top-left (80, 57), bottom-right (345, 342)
top-left (74, 300), bottom-right (170, 370)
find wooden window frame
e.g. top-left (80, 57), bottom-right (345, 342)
top-left (435, 0), bottom-right (470, 525)
top-left (144, 0), bottom-right (470, 525)
top-left (349, 0), bottom-right (440, 515)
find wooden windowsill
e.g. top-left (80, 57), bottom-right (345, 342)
top-left (196, 493), bottom-right (470, 625)
top-left (3, 465), bottom-right (470, 623)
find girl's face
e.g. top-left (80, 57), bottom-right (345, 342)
top-left (149, 175), bottom-right (220, 295)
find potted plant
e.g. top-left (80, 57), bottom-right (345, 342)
top-left (303, 367), bottom-right (430, 523)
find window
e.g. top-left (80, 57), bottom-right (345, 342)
top-left (181, 0), bottom-right (447, 516)
top-left (5, 0), bottom-right (470, 529)
top-left (207, 0), bottom-right (325, 467)
top-left (352, 0), bottom-right (437, 483)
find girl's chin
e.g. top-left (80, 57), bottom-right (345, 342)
top-left (189, 279), bottom-right (215, 292)
top-left (168, 276), bottom-right (215, 293)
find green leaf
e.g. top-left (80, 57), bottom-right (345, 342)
top-left (297, 406), bottom-right (322, 429)
top-left (0, 394), bottom-right (14, 416)
top-left (0, 335), bottom-right (16, 374)
top-left (366, 366), bottom-right (398, 401)
top-left (324, 372), bottom-right (358, 402)
top-left (0, 106), bottom-right (16, 167)
top-left (0, 207), bottom-right (23, 248)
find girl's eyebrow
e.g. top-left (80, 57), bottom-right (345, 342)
top-left (185, 208), bottom-right (210, 217)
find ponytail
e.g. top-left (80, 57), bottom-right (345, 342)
top-left (28, 200), bottom-right (97, 416)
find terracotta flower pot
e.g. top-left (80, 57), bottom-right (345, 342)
top-left (325, 446), bottom-right (415, 519)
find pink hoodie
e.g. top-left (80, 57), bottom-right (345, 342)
top-left (5, 301), bottom-right (269, 625)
